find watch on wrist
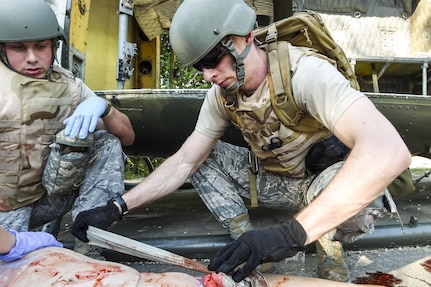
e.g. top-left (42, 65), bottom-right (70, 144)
top-left (113, 195), bottom-right (128, 215)
top-left (101, 100), bottom-right (112, 118)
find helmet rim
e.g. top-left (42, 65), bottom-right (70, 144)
top-left (0, 0), bottom-right (65, 43)
top-left (169, 0), bottom-right (256, 67)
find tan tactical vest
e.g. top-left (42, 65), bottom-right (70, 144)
top-left (0, 62), bottom-right (80, 210)
top-left (225, 93), bottom-right (331, 178)
top-left (222, 46), bottom-right (332, 178)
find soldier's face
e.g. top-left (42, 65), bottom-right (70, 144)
top-left (4, 40), bottom-right (53, 79)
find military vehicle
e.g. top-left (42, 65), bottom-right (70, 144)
top-left (47, 0), bottom-right (431, 158)
top-left (43, 0), bottom-right (431, 268)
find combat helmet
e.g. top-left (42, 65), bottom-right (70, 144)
top-left (170, 0), bottom-right (256, 93)
top-left (0, 0), bottom-right (65, 76)
top-left (0, 0), bottom-right (64, 43)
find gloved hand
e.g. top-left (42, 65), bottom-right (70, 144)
top-left (71, 199), bottom-right (122, 242)
top-left (63, 96), bottom-right (107, 139)
top-left (208, 218), bottom-right (307, 282)
top-left (0, 229), bottom-right (63, 262)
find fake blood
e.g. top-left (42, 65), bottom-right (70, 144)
top-left (353, 271), bottom-right (402, 286)
top-left (421, 259), bottom-right (431, 273)
top-left (74, 265), bottom-right (123, 280)
top-left (353, 258), bottom-right (431, 286)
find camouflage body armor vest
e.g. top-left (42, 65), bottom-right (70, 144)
top-left (0, 61), bottom-right (80, 210)
top-left (223, 90), bottom-right (332, 178)
top-left (222, 45), bottom-right (333, 178)
top-left (223, 10), bottom-right (414, 197)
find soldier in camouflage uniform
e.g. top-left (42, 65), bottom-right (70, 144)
top-left (0, 0), bottom-right (135, 259)
top-left (71, 0), bottom-right (411, 283)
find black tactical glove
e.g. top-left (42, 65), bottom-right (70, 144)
top-left (208, 218), bottom-right (307, 282)
top-left (71, 199), bottom-right (122, 242)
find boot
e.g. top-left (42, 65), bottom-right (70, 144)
top-left (225, 213), bottom-right (275, 273)
top-left (316, 237), bottom-right (350, 282)
top-left (74, 238), bottom-right (105, 261)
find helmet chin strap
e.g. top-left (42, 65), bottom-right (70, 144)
top-left (221, 38), bottom-right (252, 94)
top-left (0, 44), bottom-right (11, 68)
top-left (45, 39), bottom-right (60, 78)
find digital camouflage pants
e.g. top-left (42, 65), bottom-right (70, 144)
top-left (0, 130), bottom-right (126, 232)
top-left (191, 140), bottom-right (393, 243)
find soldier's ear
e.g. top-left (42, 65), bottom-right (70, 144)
top-left (245, 31), bottom-right (254, 44)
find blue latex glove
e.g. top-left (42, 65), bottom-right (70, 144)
top-left (63, 96), bottom-right (107, 139)
top-left (0, 229), bottom-right (63, 262)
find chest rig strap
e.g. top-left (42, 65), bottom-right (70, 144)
top-left (248, 149), bottom-right (259, 207)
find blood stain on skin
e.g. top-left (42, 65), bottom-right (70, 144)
top-left (273, 276), bottom-right (290, 287)
top-left (421, 259), bottom-right (431, 273)
top-left (141, 272), bottom-right (170, 283)
top-left (29, 252), bottom-right (125, 284)
top-left (353, 271), bottom-right (402, 286)
top-left (74, 265), bottom-right (123, 280)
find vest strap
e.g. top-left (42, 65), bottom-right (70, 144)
top-left (248, 150), bottom-right (259, 208)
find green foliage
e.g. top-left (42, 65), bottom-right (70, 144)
top-left (124, 157), bottom-right (165, 180)
top-left (159, 32), bottom-right (212, 89)
top-left (125, 32), bottom-right (210, 180)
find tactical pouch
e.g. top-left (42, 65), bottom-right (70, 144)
top-left (306, 137), bottom-right (415, 197)
top-left (387, 168), bottom-right (415, 197)
top-left (305, 136), bottom-right (350, 174)
top-left (42, 131), bottom-right (94, 195)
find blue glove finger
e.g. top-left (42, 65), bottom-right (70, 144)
top-left (63, 117), bottom-right (72, 136)
top-left (78, 115), bottom-right (92, 139)
top-left (63, 96), bottom-right (107, 138)
top-left (78, 114), bottom-right (100, 139)
top-left (65, 115), bottom-right (84, 138)
top-left (89, 114), bottom-right (99, 132)
top-left (0, 230), bottom-right (63, 262)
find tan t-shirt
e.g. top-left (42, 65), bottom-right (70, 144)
top-left (195, 47), bottom-right (364, 138)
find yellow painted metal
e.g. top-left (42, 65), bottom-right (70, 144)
top-left (137, 35), bottom-right (160, 88)
top-left (70, 0), bottom-right (91, 54)
top-left (86, 0), bottom-right (133, 89)
top-left (69, 0), bottom-right (138, 90)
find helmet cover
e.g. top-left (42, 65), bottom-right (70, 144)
top-left (0, 0), bottom-right (64, 43)
top-left (169, 0), bottom-right (256, 67)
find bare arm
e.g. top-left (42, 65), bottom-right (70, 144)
top-left (296, 97), bottom-right (411, 244)
top-left (264, 274), bottom-right (383, 287)
top-left (97, 107), bottom-right (135, 146)
top-left (0, 227), bottom-right (15, 254)
top-left (122, 131), bottom-right (218, 210)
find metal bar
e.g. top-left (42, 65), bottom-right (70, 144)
top-left (87, 226), bottom-right (211, 274)
top-left (371, 63), bottom-right (380, 93)
top-left (423, 61), bottom-right (428, 96)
